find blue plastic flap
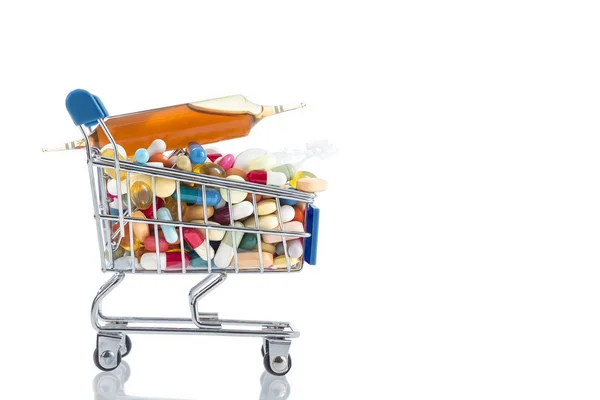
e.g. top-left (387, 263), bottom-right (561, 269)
top-left (65, 89), bottom-right (109, 126)
top-left (304, 205), bottom-right (320, 265)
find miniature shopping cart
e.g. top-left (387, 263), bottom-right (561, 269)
top-left (62, 90), bottom-right (320, 375)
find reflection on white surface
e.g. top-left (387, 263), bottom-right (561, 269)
top-left (93, 362), bottom-right (290, 400)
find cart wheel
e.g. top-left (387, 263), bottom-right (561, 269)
top-left (263, 352), bottom-right (292, 376)
top-left (94, 348), bottom-right (122, 372)
top-left (121, 335), bottom-right (132, 358)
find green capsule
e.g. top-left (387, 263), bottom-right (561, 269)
top-left (239, 233), bottom-right (258, 250)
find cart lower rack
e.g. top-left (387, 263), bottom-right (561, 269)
top-left (63, 90), bottom-right (321, 375)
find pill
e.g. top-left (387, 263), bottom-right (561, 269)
top-left (134, 148), bottom-right (150, 164)
top-left (101, 145), bottom-right (127, 180)
top-left (112, 222), bottom-right (141, 251)
top-left (193, 162), bottom-right (226, 178)
top-left (290, 171), bottom-right (316, 188)
top-left (215, 197), bottom-right (227, 210)
top-left (262, 221), bottom-right (304, 244)
top-left (163, 196), bottom-right (187, 220)
top-left (147, 139), bottom-right (167, 156)
top-left (140, 197), bottom-right (165, 219)
top-left (146, 162), bottom-right (165, 168)
top-left (245, 193), bottom-right (262, 203)
top-left (248, 155), bottom-right (277, 171)
top-left (148, 153), bottom-right (169, 166)
top-left (244, 217), bottom-right (257, 229)
top-left (280, 197), bottom-right (298, 206)
top-left (212, 201), bottom-right (254, 225)
top-left (233, 148), bottom-right (268, 171)
top-left (182, 228), bottom-right (214, 260)
top-left (130, 181), bottom-right (153, 210)
top-left (256, 199), bottom-right (277, 215)
top-left (144, 235), bottom-right (169, 252)
top-left (183, 205), bottom-right (214, 221)
top-left (239, 233), bottom-right (258, 250)
top-left (155, 178), bottom-right (177, 197)
top-left (276, 239), bottom-right (303, 258)
top-left (187, 142), bottom-right (207, 164)
top-left (167, 155), bottom-right (178, 168)
top-left (247, 170), bottom-right (287, 186)
top-left (226, 168), bottom-right (247, 180)
top-left (141, 252), bottom-right (190, 271)
top-left (273, 255), bottom-right (300, 267)
top-left (207, 153), bottom-right (222, 162)
top-left (220, 175), bottom-right (247, 204)
top-left (270, 164), bottom-right (296, 181)
top-left (190, 220), bottom-right (226, 241)
top-left (213, 222), bottom-right (244, 269)
top-left (175, 155), bottom-right (193, 172)
top-left (157, 207), bottom-right (178, 244)
top-left (258, 214), bottom-right (279, 230)
top-left (157, 229), bottom-right (180, 245)
top-left (217, 154), bottom-right (235, 170)
top-left (279, 205), bottom-right (295, 223)
top-left (131, 210), bottom-right (150, 242)
top-left (231, 252), bottom-right (274, 269)
top-left (173, 186), bottom-right (221, 206)
top-left (296, 177), bottom-right (328, 193)
top-left (256, 242), bottom-right (277, 254)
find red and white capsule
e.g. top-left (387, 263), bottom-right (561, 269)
top-left (182, 228), bottom-right (214, 260)
top-left (247, 170), bottom-right (287, 186)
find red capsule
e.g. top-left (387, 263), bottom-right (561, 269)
top-left (144, 235), bottom-right (169, 252)
top-left (166, 252), bottom-right (190, 270)
top-left (140, 197), bottom-right (165, 218)
top-left (207, 153), bottom-right (222, 162)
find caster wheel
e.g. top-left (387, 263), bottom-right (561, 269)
top-left (121, 335), bottom-right (132, 358)
top-left (263, 352), bottom-right (292, 376)
top-left (94, 348), bottom-right (122, 372)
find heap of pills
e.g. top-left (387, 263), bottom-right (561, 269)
top-left (104, 140), bottom-right (327, 271)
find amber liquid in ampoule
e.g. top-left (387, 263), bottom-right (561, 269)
top-left (90, 103), bottom-right (256, 154)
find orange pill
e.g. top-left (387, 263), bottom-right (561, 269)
top-left (293, 206), bottom-right (305, 223)
top-left (226, 168), bottom-right (247, 181)
top-left (149, 153), bottom-right (169, 166)
top-left (244, 193), bottom-right (262, 203)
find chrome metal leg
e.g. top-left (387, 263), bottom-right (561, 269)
top-left (189, 273), bottom-right (227, 328)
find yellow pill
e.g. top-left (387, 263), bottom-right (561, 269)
top-left (220, 175), bottom-right (247, 204)
top-left (164, 196), bottom-right (187, 220)
top-left (248, 155), bottom-right (276, 171)
top-left (155, 178), bottom-right (176, 197)
top-left (130, 181), bottom-right (153, 210)
top-left (183, 205), bottom-right (214, 221)
top-left (296, 177), bottom-right (328, 193)
top-left (101, 145), bottom-right (127, 180)
top-left (273, 255), bottom-right (300, 267)
top-left (256, 199), bottom-right (277, 216)
top-left (258, 214), bottom-right (279, 230)
top-left (290, 171), bottom-right (316, 188)
top-left (175, 155), bottom-right (193, 172)
top-left (244, 217), bottom-right (257, 229)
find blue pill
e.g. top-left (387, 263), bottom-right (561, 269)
top-left (173, 186), bottom-right (221, 206)
top-left (134, 148), bottom-right (150, 164)
top-left (188, 142), bottom-right (207, 164)
top-left (157, 207), bottom-right (179, 244)
top-left (280, 198), bottom-right (298, 206)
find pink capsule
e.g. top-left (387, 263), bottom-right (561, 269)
top-left (247, 170), bottom-right (287, 186)
top-left (182, 228), bottom-right (214, 260)
top-left (217, 154), bottom-right (235, 170)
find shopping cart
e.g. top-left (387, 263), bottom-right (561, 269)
top-left (61, 90), bottom-right (321, 375)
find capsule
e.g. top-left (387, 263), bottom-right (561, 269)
top-left (217, 154), bottom-right (235, 170)
top-left (262, 221), bottom-right (304, 244)
top-left (213, 222), bottom-right (244, 269)
top-left (219, 175), bottom-right (247, 204)
top-left (247, 170), bottom-right (286, 186)
top-left (212, 201), bottom-right (253, 225)
top-left (270, 164), bottom-right (296, 181)
top-left (157, 207), bottom-right (178, 244)
top-left (173, 186), bottom-right (221, 206)
top-left (147, 139), bottom-right (166, 156)
top-left (140, 252), bottom-right (190, 271)
top-left (276, 239), bottom-right (303, 258)
top-left (182, 228), bottom-right (214, 260)
top-left (188, 142), bottom-right (207, 164)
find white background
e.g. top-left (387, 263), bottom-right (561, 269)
top-left (2, 1), bottom-right (600, 399)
